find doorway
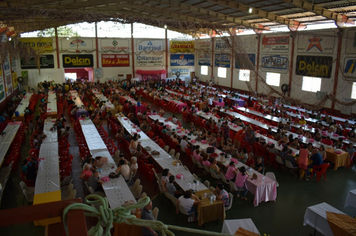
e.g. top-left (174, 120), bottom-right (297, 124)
top-left (64, 68), bottom-right (93, 82)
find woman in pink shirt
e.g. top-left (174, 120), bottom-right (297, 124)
top-left (225, 161), bottom-right (237, 182)
top-left (234, 166), bottom-right (249, 200)
top-left (202, 154), bottom-right (211, 167)
top-left (298, 148), bottom-right (309, 180)
top-left (193, 147), bottom-right (202, 162)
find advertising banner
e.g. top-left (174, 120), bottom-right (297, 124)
top-left (61, 38), bottom-right (93, 51)
top-left (235, 53), bottom-right (255, 69)
top-left (215, 53), bottom-right (230, 68)
top-left (19, 38), bottom-right (53, 53)
top-left (296, 55), bottom-right (333, 78)
top-left (261, 35), bottom-right (289, 53)
top-left (170, 41), bottom-right (194, 53)
top-left (170, 54), bottom-right (194, 66)
top-left (197, 40), bottom-right (212, 66)
top-left (343, 58), bottom-right (356, 80)
top-left (215, 39), bottom-right (230, 52)
top-left (62, 54), bottom-right (94, 68)
top-left (21, 55), bottom-right (55, 69)
top-left (171, 68), bottom-right (190, 75)
top-left (137, 40), bottom-right (164, 52)
top-left (0, 66), bottom-right (5, 102)
top-left (101, 54), bottom-right (129, 67)
top-left (100, 39), bottom-right (130, 52)
top-left (261, 55), bottom-right (289, 72)
top-left (297, 32), bottom-right (335, 54)
top-left (136, 55), bottom-right (164, 67)
top-left (345, 30), bottom-right (356, 54)
top-left (12, 72), bottom-right (18, 90)
top-left (3, 57), bottom-right (12, 96)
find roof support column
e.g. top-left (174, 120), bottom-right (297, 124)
top-left (331, 29), bottom-right (343, 111)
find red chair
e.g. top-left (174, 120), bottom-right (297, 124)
top-left (310, 163), bottom-right (330, 182)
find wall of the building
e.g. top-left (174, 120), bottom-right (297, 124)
top-left (194, 28), bottom-right (354, 114)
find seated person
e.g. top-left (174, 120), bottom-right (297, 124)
top-left (166, 175), bottom-right (184, 198)
top-left (234, 166), bottom-right (249, 200)
top-left (115, 159), bottom-right (132, 182)
top-left (201, 154), bottom-right (211, 167)
top-left (333, 138), bottom-right (343, 149)
top-left (209, 158), bottom-right (220, 174)
top-left (321, 136), bottom-right (333, 146)
top-left (254, 156), bottom-right (264, 174)
top-left (284, 149), bottom-right (297, 167)
top-left (88, 170), bottom-right (104, 192)
top-left (237, 148), bottom-right (248, 163)
top-left (307, 149), bottom-right (323, 178)
top-left (346, 143), bottom-right (356, 162)
top-left (80, 164), bottom-right (93, 181)
top-left (130, 156), bottom-right (138, 177)
top-left (141, 201), bottom-right (158, 236)
top-left (225, 161), bottom-right (237, 182)
top-left (192, 147), bottom-right (202, 162)
top-left (245, 152), bottom-right (255, 168)
top-left (290, 138), bottom-right (300, 149)
top-left (177, 190), bottom-right (200, 217)
top-left (213, 184), bottom-right (230, 207)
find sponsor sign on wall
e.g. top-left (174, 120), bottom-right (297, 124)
top-left (297, 32), bottom-right (335, 54)
top-left (21, 55), bottom-right (55, 69)
top-left (171, 68), bottom-right (190, 75)
top-left (215, 39), bottom-right (230, 52)
top-left (261, 55), bottom-right (288, 73)
top-left (12, 72), bottom-right (18, 90)
top-left (0, 66), bottom-right (5, 102)
top-left (19, 38), bottom-right (53, 53)
top-left (345, 30), bottom-right (356, 54)
top-left (235, 53), bottom-right (255, 70)
top-left (137, 40), bottom-right (164, 52)
top-left (3, 57), bottom-right (12, 96)
top-left (101, 54), bottom-right (129, 67)
top-left (343, 58), bottom-right (356, 80)
top-left (197, 40), bottom-right (212, 66)
top-left (136, 55), bottom-right (164, 66)
top-left (62, 54), bottom-right (94, 68)
top-left (215, 53), bottom-right (230, 68)
top-left (170, 41), bottom-right (194, 53)
top-left (261, 35), bottom-right (289, 53)
top-left (61, 38), bottom-right (93, 51)
top-left (100, 39), bottom-right (130, 52)
top-left (296, 55), bottom-right (333, 78)
top-left (170, 54), bottom-right (194, 66)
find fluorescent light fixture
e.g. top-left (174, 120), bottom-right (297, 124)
top-left (249, 8), bottom-right (252, 13)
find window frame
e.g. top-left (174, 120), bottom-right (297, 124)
top-left (266, 72), bottom-right (281, 87)
top-left (217, 67), bottom-right (227, 78)
top-left (239, 69), bottom-right (250, 81)
top-left (301, 76), bottom-right (322, 93)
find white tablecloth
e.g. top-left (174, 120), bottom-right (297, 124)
top-left (35, 123), bottom-right (60, 195)
top-left (103, 175), bottom-right (137, 209)
top-left (345, 189), bottom-right (356, 209)
top-left (47, 90), bottom-right (57, 114)
top-left (73, 97), bottom-right (84, 107)
top-left (303, 202), bottom-right (346, 236)
top-left (221, 219), bottom-right (260, 235)
top-left (42, 119), bottom-right (58, 143)
top-left (92, 90), bottom-right (115, 110)
top-left (14, 93), bottom-right (33, 116)
top-left (35, 155), bottom-right (60, 195)
top-left (0, 122), bottom-right (21, 167)
top-left (119, 115), bottom-right (207, 192)
top-left (79, 119), bottom-right (107, 151)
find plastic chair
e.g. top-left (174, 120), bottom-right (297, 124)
top-left (131, 185), bottom-right (143, 199)
top-left (210, 168), bottom-right (221, 179)
top-left (22, 189), bottom-right (34, 205)
top-left (310, 163), bottom-right (330, 182)
top-left (225, 193), bottom-right (234, 219)
top-left (203, 180), bottom-right (210, 188)
top-left (164, 145), bottom-right (170, 152)
top-left (177, 204), bottom-right (195, 223)
top-left (63, 189), bottom-right (77, 200)
top-left (169, 149), bottom-right (176, 157)
top-left (152, 207), bottom-right (159, 220)
top-left (220, 173), bottom-right (229, 185)
top-left (265, 172), bottom-right (279, 187)
top-left (175, 153), bottom-right (180, 160)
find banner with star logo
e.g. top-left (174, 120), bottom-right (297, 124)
top-left (297, 31), bottom-right (336, 54)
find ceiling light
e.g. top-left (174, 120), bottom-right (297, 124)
top-left (249, 8), bottom-right (252, 13)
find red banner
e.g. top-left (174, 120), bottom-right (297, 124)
top-left (101, 54), bottom-right (129, 67)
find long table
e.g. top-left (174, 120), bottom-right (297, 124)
top-left (222, 219), bottom-right (260, 235)
top-left (13, 92), bottom-right (33, 121)
top-left (91, 89), bottom-right (116, 112)
top-left (150, 114), bottom-right (277, 207)
top-left (0, 122), bottom-right (21, 168)
top-left (79, 118), bottom-right (136, 209)
top-left (303, 202), bottom-right (349, 236)
top-left (117, 115), bottom-right (227, 225)
top-left (47, 90), bottom-right (57, 118)
top-left (33, 119), bottom-right (61, 226)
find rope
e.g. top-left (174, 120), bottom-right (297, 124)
top-left (62, 195), bottom-right (235, 236)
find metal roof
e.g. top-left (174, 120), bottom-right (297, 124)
top-left (1, 0), bottom-right (356, 35)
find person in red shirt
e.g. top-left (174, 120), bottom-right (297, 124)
top-left (321, 136), bottom-right (333, 146)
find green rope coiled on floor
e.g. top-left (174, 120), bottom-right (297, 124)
top-left (62, 194), bottom-right (232, 236)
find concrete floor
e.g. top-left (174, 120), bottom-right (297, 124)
top-left (1, 95), bottom-right (356, 236)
